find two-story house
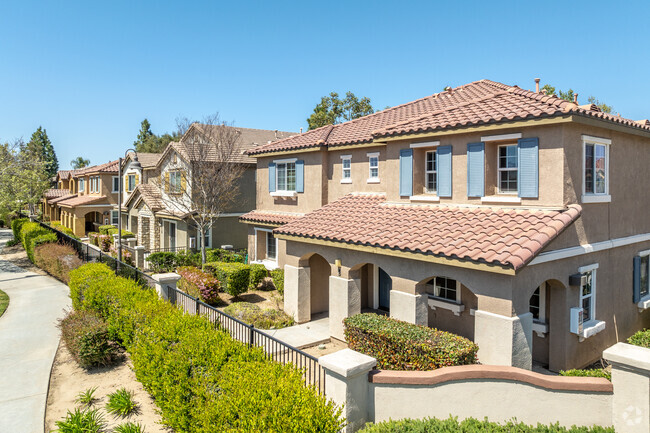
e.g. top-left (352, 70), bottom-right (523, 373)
top-left (42, 170), bottom-right (77, 221)
top-left (123, 123), bottom-right (295, 253)
top-left (241, 79), bottom-right (650, 372)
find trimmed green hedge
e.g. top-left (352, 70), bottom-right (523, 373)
top-left (223, 302), bottom-right (294, 329)
top-left (177, 266), bottom-right (221, 305)
top-left (68, 263), bottom-right (343, 432)
top-left (344, 313), bottom-right (478, 370)
top-left (98, 225), bottom-right (114, 235)
top-left (11, 218), bottom-right (29, 241)
top-left (249, 263), bottom-right (268, 289)
top-left (560, 368), bottom-right (611, 381)
top-left (203, 261), bottom-right (250, 297)
top-left (19, 222), bottom-right (57, 262)
top-left (628, 328), bottom-right (650, 348)
top-left (206, 248), bottom-right (246, 263)
top-left (271, 268), bottom-right (284, 295)
top-left (50, 221), bottom-right (80, 240)
top-left (359, 417), bottom-right (614, 433)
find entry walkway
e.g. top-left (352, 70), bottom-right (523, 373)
top-left (263, 312), bottom-right (330, 349)
top-left (0, 229), bottom-right (71, 433)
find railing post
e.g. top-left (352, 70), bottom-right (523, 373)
top-left (249, 325), bottom-right (255, 348)
top-left (195, 297), bottom-right (200, 316)
top-left (151, 273), bottom-right (181, 301)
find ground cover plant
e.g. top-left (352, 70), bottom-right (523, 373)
top-left (106, 388), bottom-right (139, 417)
top-left (68, 262), bottom-right (343, 432)
top-left (0, 289), bottom-right (8, 318)
top-left (58, 310), bottom-right (120, 368)
top-left (34, 242), bottom-right (82, 283)
top-left (344, 313), bottom-right (478, 370)
top-left (223, 302), bottom-right (294, 329)
top-left (177, 266), bottom-right (221, 305)
top-left (54, 407), bottom-right (106, 433)
top-left (75, 387), bottom-right (99, 407)
top-left (113, 422), bottom-right (146, 433)
top-left (203, 261), bottom-right (250, 297)
top-left (628, 328), bottom-right (650, 348)
top-left (559, 368), bottom-right (611, 381)
top-left (206, 248), bottom-right (246, 263)
top-left (359, 417), bottom-right (615, 432)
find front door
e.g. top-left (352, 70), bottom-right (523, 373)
top-left (169, 222), bottom-right (176, 250)
top-left (378, 268), bottom-right (391, 311)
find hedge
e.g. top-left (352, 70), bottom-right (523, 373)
top-left (177, 266), bottom-right (221, 305)
top-left (20, 222), bottom-right (57, 262)
top-left (34, 242), bottom-right (83, 283)
top-left (271, 268), bottom-right (284, 295)
top-left (58, 310), bottom-right (119, 368)
top-left (68, 263), bottom-right (343, 432)
top-left (249, 263), bottom-right (268, 289)
top-left (98, 225), bottom-right (114, 235)
top-left (628, 328), bottom-right (650, 348)
top-left (344, 313), bottom-right (478, 370)
top-left (146, 252), bottom-right (177, 273)
top-left (223, 302), bottom-right (294, 329)
top-left (359, 417), bottom-right (614, 433)
top-left (203, 261), bottom-right (250, 297)
top-left (11, 218), bottom-right (28, 241)
top-left (206, 248), bottom-right (246, 264)
top-left (560, 368), bottom-right (611, 381)
top-left (50, 221), bottom-right (79, 240)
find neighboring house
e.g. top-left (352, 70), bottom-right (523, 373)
top-left (240, 79), bottom-right (650, 372)
top-left (122, 124), bottom-right (296, 253)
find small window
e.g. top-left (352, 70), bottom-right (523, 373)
top-left (128, 174), bottom-right (136, 192)
top-left (368, 152), bottom-right (379, 182)
top-left (276, 162), bottom-right (296, 191)
top-left (341, 156), bottom-right (351, 182)
top-left (580, 269), bottom-right (596, 323)
top-left (111, 210), bottom-right (118, 226)
top-left (640, 255), bottom-right (649, 299)
top-left (425, 276), bottom-right (459, 302)
top-left (425, 150), bottom-right (437, 193)
top-left (78, 178), bottom-right (85, 192)
top-left (529, 283), bottom-right (547, 322)
top-left (266, 231), bottom-right (276, 260)
top-left (498, 145), bottom-right (518, 194)
top-left (585, 142), bottom-right (607, 194)
top-left (170, 171), bottom-right (182, 193)
top-left (204, 228), bottom-right (211, 249)
top-left (112, 176), bottom-right (119, 193)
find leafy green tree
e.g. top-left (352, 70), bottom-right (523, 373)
top-left (0, 139), bottom-right (50, 216)
top-left (587, 96), bottom-right (613, 114)
top-left (133, 119), bottom-right (180, 153)
top-left (541, 84), bottom-right (556, 96)
top-left (558, 89), bottom-right (576, 103)
top-left (307, 92), bottom-right (374, 130)
top-left (542, 84), bottom-right (612, 112)
top-left (70, 156), bottom-right (90, 169)
top-left (26, 126), bottom-right (58, 178)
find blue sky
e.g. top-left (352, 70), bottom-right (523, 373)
top-left (1, 0), bottom-right (648, 169)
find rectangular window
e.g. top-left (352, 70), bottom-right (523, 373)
top-left (498, 144), bottom-right (518, 193)
top-left (78, 178), bottom-right (85, 192)
top-left (425, 150), bottom-right (437, 193)
top-left (111, 210), bottom-right (118, 226)
top-left (580, 269), bottom-right (596, 323)
top-left (112, 176), bottom-right (119, 193)
top-left (128, 174), bottom-right (136, 192)
top-left (641, 255), bottom-right (649, 298)
top-left (266, 231), bottom-right (276, 260)
top-left (170, 171), bottom-right (182, 193)
top-left (425, 277), bottom-right (459, 302)
top-left (585, 143), bottom-right (607, 194)
top-left (341, 156), bottom-right (351, 182)
top-left (369, 155), bottom-right (379, 180)
top-left (276, 162), bottom-right (296, 191)
top-left (204, 227), bottom-right (211, 249)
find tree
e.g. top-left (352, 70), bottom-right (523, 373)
top-left (307, 91), bottom-right (375, 130)
top-left (26, 126), bottom-right (58, 178)
top-left (542, 84), bottom-right (612, 112)
top-left (156, 115), bottom-right (246, 264)
top-left (133, 118), bottom-right (181, 153)
top-left (587, 96), bottom-right (613, 114)
top-left (70, 156), bottom-right (90, 169)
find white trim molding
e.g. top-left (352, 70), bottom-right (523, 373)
top-left (367, 178), bottom-right (380, 184)
top-left (427, 296), bottom-right (465, 316)
top-left (581, 194), bottom-right (611, 203)
top-left (581, 135), bottom-right (612, 145)
top-left (638, 294), bottom-right (650, 312)
top-left (580, 320), bottom-right (606, 341)
top-left (270, 191), bottom-right (297, 198)
top-left (410, 194), bottom-right (440, 203)
top-left (532, 321), bottom-right (548, 337)
top-left (481, 195), bottom-right (522, 204)
top-left (410, 141), bottom-right (440, 149)
top-left (273, 157), bottom-right (298, 164)
top-left (366, 152), bottom-right (380, 157)
top-left (341, 179), bottom-right (352, 184)
top-left (481, 132), bottom-right (522, 142)
top-left (578, 263), bottom-right (599, 273)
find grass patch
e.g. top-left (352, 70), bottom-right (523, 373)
top-left (560, 368), bottom-right (611, 381)
top-left (54, 407), bottom-right (106, 433)
top-left (223, 302), bottom-right (294, 329)
top-left (114, 422), bottom-right (146, 433)
top-left (106, 388), bottom-right (139, 417)
top-left (0, 290), bottom-right (8, 318)
top-left (75, 386), bottom-right (98, 407)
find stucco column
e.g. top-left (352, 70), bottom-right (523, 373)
top-left (604, 343), bottom-right (650, 433)
top-left (319, 349), bottom-right (376, 433)
top-left (283, 264), bottom-right (311, 323)
top-left (329, 276), bottom-right (361, 341)
top-left (152, 272), bottom-right (181, 301)
top-left (73, 216), bottom-right (84, 237)
top-left (134, 246), bottom-right (145, 269)
top-left (474, 310), bottom-right (533, 369)
top-left (389, 290), bottom-right (427, 325)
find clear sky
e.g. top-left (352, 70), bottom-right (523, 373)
top-left (1, 0), bottom-right (648, 169)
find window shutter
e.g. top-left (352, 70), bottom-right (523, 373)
top-left (164, 172), bottom-right (170, 193)
top-left (633, 256), bottom-right (641, 303)
top-left (296, 160), bottom-right (304, 193)
top-left (135, 174), bottom-right (140, 187)
top-left (467, 142), bottom-right (485, 197)
top-left (268, 162), bottom-right (276, 192)
top-left (518, 137), bottom-right (539, 198)
top-left (399, 148), bottom-right (413, 196)
top-left (437, 145), bottom-right (452, 197)
top-left (125, 175), bottom-right (129, 193)
top-left (180, 170), bottom-right (186, 193)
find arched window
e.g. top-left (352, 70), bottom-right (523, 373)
top-left (425, 276), bottom-right (460, 303)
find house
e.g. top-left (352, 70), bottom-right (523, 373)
top-left (122, 124), bottom-right (296, 253)
top-left (240, 79), bottom-right (650, 372)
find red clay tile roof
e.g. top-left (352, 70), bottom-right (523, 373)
top-left (274, 193), bottom-right (582, 270)
top-left (240, 210), bottom-right (304, 226)
top-left (56, 170), bottom-right (78, 181)
top-left (248, 79), bottom-right (650, 156)
top-left (74, 159), bottom-right (119, 175)
top-left (57, 195), bottom-right (108, 207)
top-left (49, 193), bottom-right (77, 204)
top-left (43, 189), bottom-right (72, 199)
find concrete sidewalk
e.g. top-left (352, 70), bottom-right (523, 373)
top-left (0, 228), bottom-right (71, 433)
top-left (262, 313), bottom-right (330, 349)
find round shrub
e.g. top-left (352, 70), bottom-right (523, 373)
top-left (203, 262), bottom-right (250, 297)
top-left (11, 218), bottom-right (29, 241)
top-left (628, 328), bottom-right (650, 348)
top-left (58, 310), bottom-right (119, 368)
top-left (270, 268), bottom-right (284, 295)
top-left (249, 263), bottom-right (268, 289)
top-left (177, 266), bottom-right (221, 305)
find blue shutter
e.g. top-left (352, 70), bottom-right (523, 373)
top-left (437, 145), bottom-right (452, 197)
top-left (518, 137), bottom-right (539, 198)
top-left (296, 160), bottom-right (304, 193)
top-left (399, 149), bottom-right (413, 196)
top-left (633, 256), bottom-right (641, 303)
top-left (268, 162), bottom-right (276, 192)
top-left (466, 142), bottom-right (485, 197)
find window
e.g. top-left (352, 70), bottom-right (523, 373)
top-left (89, 176), bottom-right (99, 193)
top-left (111, 210), bottom-right (118, 226)
top-left (580, 269), bottom-right (596, 323)
top-left (112, 176), bottom-right (119, 193)
top-left (204, 228), bottom-right (211, 249)
top-left (425, 150), bottom-right (437, 193)
top-left (498, 145), bottom-right (518, 194)
top-left (276, 162), bottom-right (296, 191)
top-left (128, 174), bottom-right (136, 192)
top-left (169, 171), bottom-right (182, 193)
top-left (425, 276), bottom-right (459, 302)
top-left (266, 231), bottom-right (276, 260)
top-left (638, 252), bottom-right (650, 300)
top-left (368, 152), bottom-right (379, 182)
top-left (78, 178), bottom-right (85, 192)
top-left (582, 136), bottom-right (610, 201)
top-left (341, 155), bottom-right (351, 183)
top-left (529, 283), bottom-right (547, 322)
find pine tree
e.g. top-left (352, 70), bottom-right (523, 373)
top-left (26, 126), bottom-right (58, 178)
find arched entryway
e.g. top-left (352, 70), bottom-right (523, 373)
top-left (84, 211), bottom-right (102, 234)
top-left (308, 254), bottom-right (330, 317)
top-left (378, 267), bottom-right (392, 311)
top-left (527, 279), bottom-right (564, 369)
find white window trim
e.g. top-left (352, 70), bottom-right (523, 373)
top-left (273, 157), bottom-right (298, 164)
top-left (497, 144), bottom-right (518, 195)
top-left (481, 132), bottom-right (522, 142)
top-left (581, 136), bottom-right (610, 203)
top-left (270, 190), bottom-right (297, 197)
top-left (481, 195), bottom-right (522, 204)
top-left (110, 210), bottom-right (119, 226)
top-left (638, 249), bottom-right (650, 311)
top-left (341, 155), bottom-right (352, 184)
top-left (78, 178), bottom-right (85, 192)
top-left (112, 176), bottom-right (119, 193)
top-left (577, 264), bottom-right (605, 339)
top-left (253, 227), bottom-right (276, 263)
top-left (426, 278), bottom-right (464, 315)
top-left (367, 152), bottom-right (380, 183)
top-left (410, 140), bottom-right (440, 149)
top-left (425, 150), bottom-right (437, 194)
top-left (275, 161), bottom-right (297, 193)
top-left (410, 195), bottom-right (440, 203)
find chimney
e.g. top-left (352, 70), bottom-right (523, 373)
top-left (300, 127), bottom-right (303, 134)
top-left (274, 129), bottom-right (278, 140)
top-left (574, 93), bottom-right (578, 103)
top-left (534, 78), bottom-right (540, 93)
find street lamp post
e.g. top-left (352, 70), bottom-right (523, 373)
top-left (118, 149), bottom-right (141, 263)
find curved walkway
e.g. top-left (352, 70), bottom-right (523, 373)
top-left (0, 228), bottom-right (70, 433)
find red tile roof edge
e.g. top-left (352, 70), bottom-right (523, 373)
top-left (240, 210), bottom-right (304, 226)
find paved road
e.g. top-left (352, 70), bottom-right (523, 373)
top-left (0, 229), bottom-right (71, 433)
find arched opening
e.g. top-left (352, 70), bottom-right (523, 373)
top-left (528, 279), bottom-right (564, 370)
top-left (84, 211), bottom-right (102, 234)
top-left (308, 254), bottom-right (330, 317)
top-left (378, 267), bottom-right (392, 311)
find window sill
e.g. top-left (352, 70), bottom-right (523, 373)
top-left (427, 295), bottom-right (465, 316)
top-left (367, 178), bottom-right (380, 184)
top-left (578, 320), bottom-right (606, 341)
top-left (340, 179), bottom-right (352, 184)
top-left (410, 195), bottom-right (440, 203)
top-left (251, 259), bottom-right (279, 270)
top-left (638, 294), bottom-right (650, 312)
top-left (481, 195), bottom-right (522, 204)
top-left (270, 191), bottom-right (297, 197)
top-left (532, 320), bottom-right (548, 337)
top-left (581, 194), bottom-right (611, 203)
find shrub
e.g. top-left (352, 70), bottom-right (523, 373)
top-left (75, 387), bottom-right (98, 406)
top-left (177, 266), bottom-right (221, 305)
top-left (88, 232), bottom-right (100, 246)
top-left (223, 302), bottom-right (294, 329)
top-left (344, 313), bottom-right (478, 370)
top-left (50, 221), bottom-right (79, 239)
top-left (109, 244), bottom-right (134, 266)
top-left (249, 263), bottom-right (268, 289)
top-left (175, 249), bottom-right (202, 268)
top-left (20, 221), bottom-right (57, 262)
top-left (203, 261), bottom-right (250, 297)
top-left (106, 388), bottom-right (138, 416)
top-left (97, 234), bottom-right (111, 252)
top-left (54, 407), bottom-right (106, 433)
top-left (5, 239), bottom-right (19, 247)
top-left (11, 218), bottom-right (28, 241)
top-left (560, 368), bottom-right (611, 381)
top-left (628, 328), bottom-right (650, 348)
top-left (114, 422), bottom-right (145, 433)
top-left (206, 248), bottom-right (246, 263)
top-left (359, 416), bottom-right (615, 433)
top-left (271, 268), bottom-right (284, 295)
top-left (68, 263), bottom-right (343, 432)
top-left (146, 251), bottom-right (177, 272)
top-left (58, 310), bottom-right (119, 368)
top-left (98, 225), bottom-right (114, 235)
top-left (34, 242), bottom-right (83, 283)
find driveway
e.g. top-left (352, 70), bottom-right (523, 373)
top-left (0, 229), bottom-right (71, 433)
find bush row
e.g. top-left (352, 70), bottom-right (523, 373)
top-left (203, 261), bottom-right (251, 297)
top-left (19, 221), bottom-right (57, 262)
top-left (359, 417), bottom-right (614, 433)
top-left (68, 263), bottom-right (343, 432)
top-left (628, 328), bottom-right (650, 348)
top-left (48, 220), bottom-right (79, 240)
top-left (271, 268), bottom-right (284, 295)
top-left (344, 313), bottom-right (478, 370)
top-left (146, 250), bottom-right (202, 272)
top-left (206, 248), bottom-right (246, 263)
top-left (11, 218), bottom-right (28, 241)
top-left (34, 242), bottom-right (83, 283)
top-left (177, 266), bottom-right (221, 305)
